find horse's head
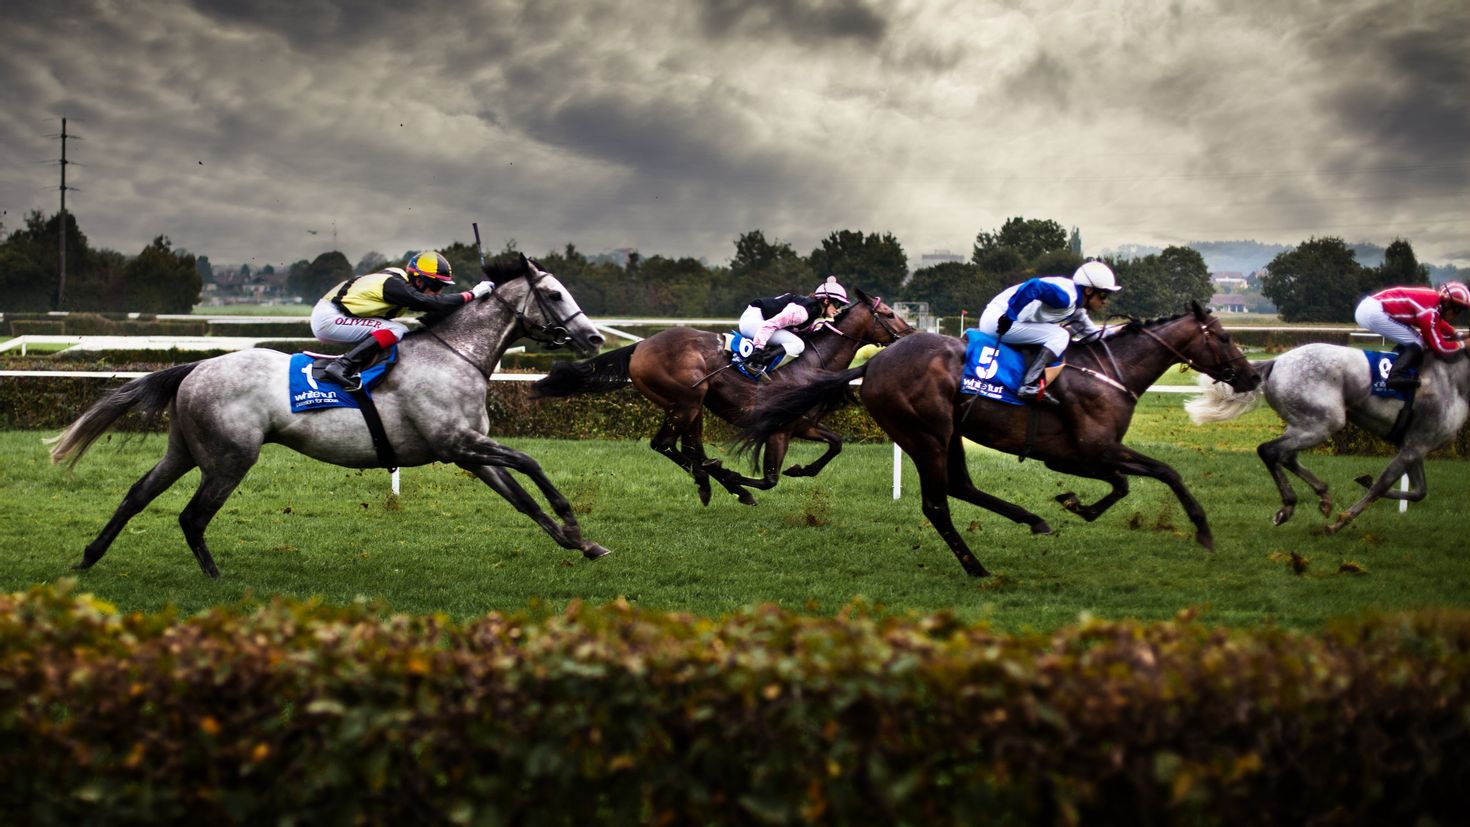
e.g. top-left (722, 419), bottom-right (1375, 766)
top-left (1181, 300), bottom-right (1259, 392)
top-left (830, 287), bottom-right (914, 344)
top-left (485, 253), bottom-right (604, 358)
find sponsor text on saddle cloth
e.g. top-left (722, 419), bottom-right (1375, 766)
top-left (959, 329), bottom-right (1038, 406)
top-left (722, 332), bottom-right (787, 382)
top-left (288, 347), bottom-right (398, 412)
top-left (1364, 349), bottom-right (1415, 401)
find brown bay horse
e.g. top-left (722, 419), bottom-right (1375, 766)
top-left (533, 288), bottom-right (912, 505)
top-left (739, 302), bottom-right (1259, 576)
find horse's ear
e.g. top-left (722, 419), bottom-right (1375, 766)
top-left (1191, 299), bottom-right (1207, 320)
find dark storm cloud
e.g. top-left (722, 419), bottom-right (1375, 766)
top-left (2, 0), bottom-right (1465, 268)
top-left (696, 0), bottom-right (888, 45)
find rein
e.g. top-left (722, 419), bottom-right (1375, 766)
top-left (1135, 320), bottom-right (1242, 384)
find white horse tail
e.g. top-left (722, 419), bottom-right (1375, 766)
top-left (1184, 359), bottom-right (1274, 424)
top-left (47, 363), bottom-right (201, 468)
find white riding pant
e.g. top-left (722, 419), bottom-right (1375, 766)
top-left (1353, 297), bottom-right (1421, 349)
top-left (310, 299), bottom-right (409, 345)
top-left (977, 305), bottom-right (1068, 357)
top-left (738, 305), bottom-right (805, 359)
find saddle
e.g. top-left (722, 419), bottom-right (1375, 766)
top-left (288, 347), bottom-right (401, 470)
top-left (721, 332), bottom-right (787, 382)
top-left (289, 347), bottom-right (399, 412)
top-left (958, 330), bottom-right (1062, 406)
top-left (1364, 349), bottom-right (1417, 443)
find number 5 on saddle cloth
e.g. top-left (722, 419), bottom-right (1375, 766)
top-left (959, 329), bottom-right (1062, 405)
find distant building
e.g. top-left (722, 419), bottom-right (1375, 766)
top-left (919, 250), bottom-right (966, 268)
top-left (1210, 271), bottom-right (1248, 292)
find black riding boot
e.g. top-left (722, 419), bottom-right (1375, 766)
top-left (1385, 343), bottom-right (1424, 392)
top-left (745, 344), bottom-right (784, 381)
top-left (322, 338), bottom-right (384, 391)
top-left (1016, 347), bottom-right (1059, 404)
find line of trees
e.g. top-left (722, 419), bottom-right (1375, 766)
top-left (0, 211), bottom-right (200, 313)
top-left (0, 208), bottom-right (1446, 323)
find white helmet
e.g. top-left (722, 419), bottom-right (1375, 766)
top-left (812, 275), bottom-right (849, 303)
top-left (1073, 261), bottom-right (1120, 292)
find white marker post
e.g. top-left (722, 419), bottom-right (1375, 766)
top-left (1400, 474), bottom-right (1408, 513)
top-left (893, 443), bottom-right (902, 500)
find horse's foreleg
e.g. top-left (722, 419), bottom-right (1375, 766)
top-left (1354, 458), bottom-right (1426, 501)
top-left (1258, 426), bottom-right (1334, 525)
top-left (452, 437), bottom-right (610, 559)
top-left (782, 425), bottom-right (841, 478)
top-left (1106, 446), bottom-right (1215, 551)
top-left (1044, 461), bottom-right (1129, 521)
top-left (1328, 452), bottom-right (1424, 534)
top-left (76, 441), bottom-right (196, 573)
top-left (682, 414), bottom-right (759, 505)
top-left (458, 463), bottom-right (610, 559)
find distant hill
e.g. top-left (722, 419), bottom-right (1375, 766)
top-left (1101, 239), bottom-right (1465, 283)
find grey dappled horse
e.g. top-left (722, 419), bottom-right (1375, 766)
top-left (1186, 342), bottom-right (1469, 532)
top-left (49, 254), bottom-right (610, 577)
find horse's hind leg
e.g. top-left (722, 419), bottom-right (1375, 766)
top-left (178, 451), bottom-right (258, 578)
top-left (682, 414), bottom-right (759, 505)
top-left (782, 424), bottom-right (841, 478)
top-left (649, 410), bottom-right (716, 506)
top-left (1355, 458), bottom-right (1426, 501)
top-left (1328, 451), bottom-right (1424, 534)
top-left (1045, 462), bottom-right (1129, 522)
top-left (75, 434), bottom-right (197, 572)
top-left (945, 436), bottom-right (1051, 535)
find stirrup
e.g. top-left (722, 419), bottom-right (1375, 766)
top-left (324, 366), bottom-right (363, 392)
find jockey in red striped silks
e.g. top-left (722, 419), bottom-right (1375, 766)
top-left (1354, 282), bottom-right (1470, 391)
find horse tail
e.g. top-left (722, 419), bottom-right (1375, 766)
top-left (735, 364), bottom-right (867, 462)
top-left (1183, 359), bottom-right (1273, 424)
top-left (47, 363), bottom-right (201, 468)
top-left (531, 344), bottom-right (636, 398)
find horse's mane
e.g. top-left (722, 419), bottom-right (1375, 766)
top-left (1110, 311), bottom-right (1191, 334)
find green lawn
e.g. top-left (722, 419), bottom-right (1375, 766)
top-left (5, 391), bottom-right (1464, 631)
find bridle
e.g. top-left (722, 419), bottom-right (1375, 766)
top-left (807, 295), bottom-right (904, 363)
top-left (491, 261), bottom-right (588, 349)
top-left (424, 259), bottom-right (589, 380)
top-left (1135, 316), bottom-right (1248, 386)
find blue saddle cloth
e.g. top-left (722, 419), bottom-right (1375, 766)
top-left (1364, 349), bottom-right (1412, 401)
top-left (287, 346), bottom-right (397, 413)
top-left (724, 331), bottom-right (785, 382)
top-left (959, 329), bottom-right (1027, 405)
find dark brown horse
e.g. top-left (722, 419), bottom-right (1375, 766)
top-left (740, 302), bottom-right (1259, 576)
top-left (533, 288), bottom-right (913, 505)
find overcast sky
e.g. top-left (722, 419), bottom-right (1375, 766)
top-left (2, 0), bottom-right (1466, 273)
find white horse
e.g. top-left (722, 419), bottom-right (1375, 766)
top-left (1185, 342), bottom-right (1469, 532)
top-left (50, 253), bottom-right (611, 576)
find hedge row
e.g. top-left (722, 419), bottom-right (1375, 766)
top-left (2, 356), bottom-right (1462, 455)
top-left (2, 583), bottom-right (1467, 824)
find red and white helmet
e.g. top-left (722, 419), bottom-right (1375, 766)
top-left (812, 275), bottom-right (849, 303)
top-left (1438, 281), bottom-right (1470, 309)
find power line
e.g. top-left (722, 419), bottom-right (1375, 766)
top-left (48, 117), bottom-right (82, 310)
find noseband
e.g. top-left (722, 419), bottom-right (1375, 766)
top-left (492, 265), bottom-right (588, 349)
top-left (1136, 319), bottom-right (1246, 385)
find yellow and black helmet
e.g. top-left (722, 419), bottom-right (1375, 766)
top-left (405, 251), bottom-right (454, 284)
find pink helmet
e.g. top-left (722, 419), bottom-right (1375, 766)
top-left (1438, 281), bottom-right (1470, 309)
top-left (812, 275), bottom-right (849, 303)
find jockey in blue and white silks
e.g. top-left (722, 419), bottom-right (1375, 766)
top-left (977, 261), bottom-right (1121, 402)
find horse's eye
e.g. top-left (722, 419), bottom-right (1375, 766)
top-left (546, 291), bottom-right (563, 302)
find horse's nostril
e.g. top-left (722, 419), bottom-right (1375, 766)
top-left (589, 335), bottom-right (605, 346)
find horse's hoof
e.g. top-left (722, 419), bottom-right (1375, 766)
top-left (782, 465), bottom-right (807, 477)
top-left (737, 491), bottom-right (757, 506)
top-left (697, 486), bottom-right (712, 507)
top-left (964, 563), bottom-right (992, 578)
top-left (582, 543), bottom-right (612, 560)
top-left (1272, 509), bottom-right (1293, 526)
top-left (1197, 534), bottom-right (1216, 552)
top-left (1317, 500), bottom-right (1333, 518)
top-left (1354, 475), bottom-right (1373, 489)
top-left (1030, 521), bottom-right (1053, 535)
top-left (1054, 493), bottom-right (1079, 511)
top-left (71, 562), bottom-right (92, 572)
